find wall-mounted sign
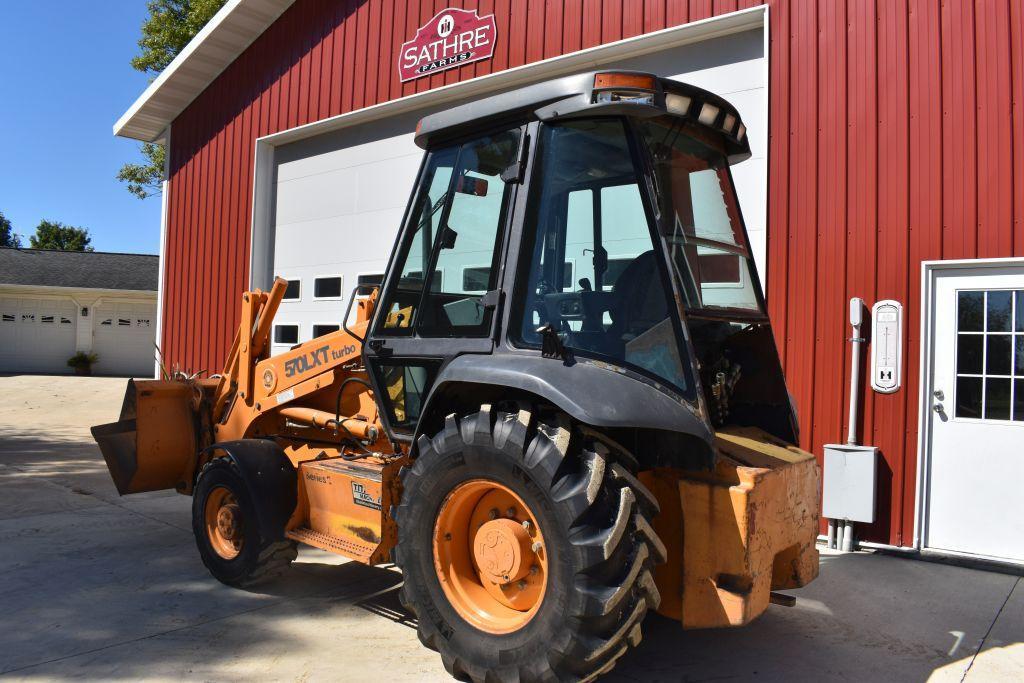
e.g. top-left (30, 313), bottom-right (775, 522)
top-left (398, 8), bottom-right (497, 83)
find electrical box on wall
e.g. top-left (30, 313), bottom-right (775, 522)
top-left (870, 299), bottom-right (902, 393)
top-left (822, 444), bottom-right (878, 523)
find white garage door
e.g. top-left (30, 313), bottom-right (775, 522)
top-left (0, 296), bottom-right (77, 373)
top-left (266, 29), bottom-right (765, 355)
top-left (93, 302), bottom-right (156, 376)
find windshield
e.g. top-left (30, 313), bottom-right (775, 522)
top-left (512, 119), bottom-right (692, 395)
top-left (637, 117), bottom-right (764, 313)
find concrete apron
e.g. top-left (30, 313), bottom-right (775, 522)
top-left (0, 375), bottom-right (1020, 681)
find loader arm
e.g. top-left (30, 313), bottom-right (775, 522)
top-left (212, 279), bottom-right (385, 449)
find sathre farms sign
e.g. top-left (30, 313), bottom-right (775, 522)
top-left (398, 8), bottom-right (497, 82)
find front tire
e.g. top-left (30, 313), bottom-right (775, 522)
top-left (192, 458), bottom-right (297, 587)
top-left (394, 406), bottom-right (665, 682)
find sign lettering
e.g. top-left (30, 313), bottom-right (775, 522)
top-left (398, 9), bottom-right (497, 83)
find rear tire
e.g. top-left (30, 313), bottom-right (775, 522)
top-left (394, 406), bottom-right (665, 682)
top-left (192, 458), bottom-right (297, 587)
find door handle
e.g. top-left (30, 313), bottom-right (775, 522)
top-left (932, 404), bottom-right (943, 414)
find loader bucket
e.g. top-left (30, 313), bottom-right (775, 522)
top-left (91, 379), bottom-right (200, 495)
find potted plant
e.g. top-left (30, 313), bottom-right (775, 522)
top-left (67, 351), bottom-right (99, 376)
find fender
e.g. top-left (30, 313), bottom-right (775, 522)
top-left (414, 353), bottom-right (714, 459)
top-left (201, 439), bottom-right (297, 543)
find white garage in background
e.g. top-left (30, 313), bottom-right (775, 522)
top-left (250, 18), bottom-right (767, 356)
top-left (0, 248), bottom-right (158, 376)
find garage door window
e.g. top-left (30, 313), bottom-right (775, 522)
top-left (313, 276), bottom-right (343, 300)
top-left (274, 324), bottom-right (299, 345)
top-left (282, 279), bottom-right (301, 301)
top-left (313, 323), bottom-right (340, 338)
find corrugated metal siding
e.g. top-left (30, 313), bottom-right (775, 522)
top-left (162, 0), bottom-right (1024, 546)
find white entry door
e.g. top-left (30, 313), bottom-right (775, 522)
top-left (925, 264), bottom-right (1024, 563)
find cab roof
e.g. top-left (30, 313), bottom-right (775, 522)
top-left (414, 70), bottom-right (751, 164)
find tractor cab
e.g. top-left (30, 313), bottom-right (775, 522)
top-left (364, 71), bottom-right (797, 453)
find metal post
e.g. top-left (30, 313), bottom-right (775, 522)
top-left (847, 298), bottom-right (865, 447)
top-left (827, 519), bottom-right (837, 549)
top-left (842, 519), bottom-right (855, 552)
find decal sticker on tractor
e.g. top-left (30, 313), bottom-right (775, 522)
top-left (284, 345), bottom-right (329, 377)
top-left (398, 8), bottom-right (496, 82)
top-left (351, 481), bottom-right (382, 510)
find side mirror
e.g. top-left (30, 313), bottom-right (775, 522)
top-left (440, 226), bottom-right (458, 250)
top-left (456, 175), bottom-right (488, 197)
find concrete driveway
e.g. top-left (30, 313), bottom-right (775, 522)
top-left (0, 374), bottom-right (1020, 682)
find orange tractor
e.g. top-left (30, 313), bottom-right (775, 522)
top-left (94, 71), bottom-right (819, 682)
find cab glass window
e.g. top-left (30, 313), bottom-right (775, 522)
top-left (378, 130), bottom-right (520, 337)
top-left (637, 117), bottom-right (762, 312)
top-left (513, 119), bottom-right (690, 394)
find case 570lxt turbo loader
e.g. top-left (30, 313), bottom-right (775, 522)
top-left (93, 71), bottom-right (819, 682)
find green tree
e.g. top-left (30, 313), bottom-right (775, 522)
top-left (117, 143), bottom-right (167, 200)
top-left (0, 211), bottom-right (20, 248)
top-left (118, 0), bottom-right (227, 199)
top-left (29, 221), bottom-right (94, 252)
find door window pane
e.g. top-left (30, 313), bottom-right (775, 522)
top-left (513, 119), bottom-right (689, 393)
top-left (954, 289), bottom-right (1024, 422)
top-left (378, 146), bottom-right (458, 333)
top-left (1015, 290), bottom-right (1024, 332)
top-left (986, 335), bottom-right (1012, 376)
top-left (1015, 379), bottom-right (1024, 421)
top-left (958, 291), bottom-right (984, 331)
top-left (985, 378), bottom-right (1012, 420)
top-left (418, 130), bottom-right (520, 336)
top-left (374, 361), bottom-right (438, 428)
top-left (987, 291), bottom-right (1013, 331)
top-left (956, 334), bottom-right (983, 375)
top-left (955, 376), bottom-right (982, 419)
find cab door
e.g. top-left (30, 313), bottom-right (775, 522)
top-left (363, 127), bottom-right (525, 439)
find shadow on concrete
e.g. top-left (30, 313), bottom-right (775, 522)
top-left (1, 427), bottom-right (1020, 681)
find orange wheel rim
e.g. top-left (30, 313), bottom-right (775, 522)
top-left (205, 486), bottom-right (244, 560)
top-left (433, 479), bottom-right (548, 634)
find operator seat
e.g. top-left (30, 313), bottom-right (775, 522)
top-left (608, 250), bottom-right (669, 343)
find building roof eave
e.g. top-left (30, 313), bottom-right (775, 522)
top-left (114, 0), bottom-right (296, 142)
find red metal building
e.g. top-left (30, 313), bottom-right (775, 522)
top-left (115, 0), bottom-right (1024, 559)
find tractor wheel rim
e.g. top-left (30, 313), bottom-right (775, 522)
top-left (205, 486), bottom-right (243, 560)
top-left (433, 479), bottom-right (548, 634)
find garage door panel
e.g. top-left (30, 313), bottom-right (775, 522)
top-left (94, 302), bottom-right (156, 377)
top-left (275, 167), bottom-right (360, 225)
top-left (275, 209), bottom-right (406, 267)
top-left (275, 112), bottom-right (423, 180)
top-left (0, 296), bottom-right (77, 373)
top-left (354, 154), bottom-right (423, 214)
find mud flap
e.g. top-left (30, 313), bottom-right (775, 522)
top-left (91, 379), bottom-right (200, 495)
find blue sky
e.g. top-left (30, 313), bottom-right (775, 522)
top-left (0, 2), bottom-right (162, 254)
